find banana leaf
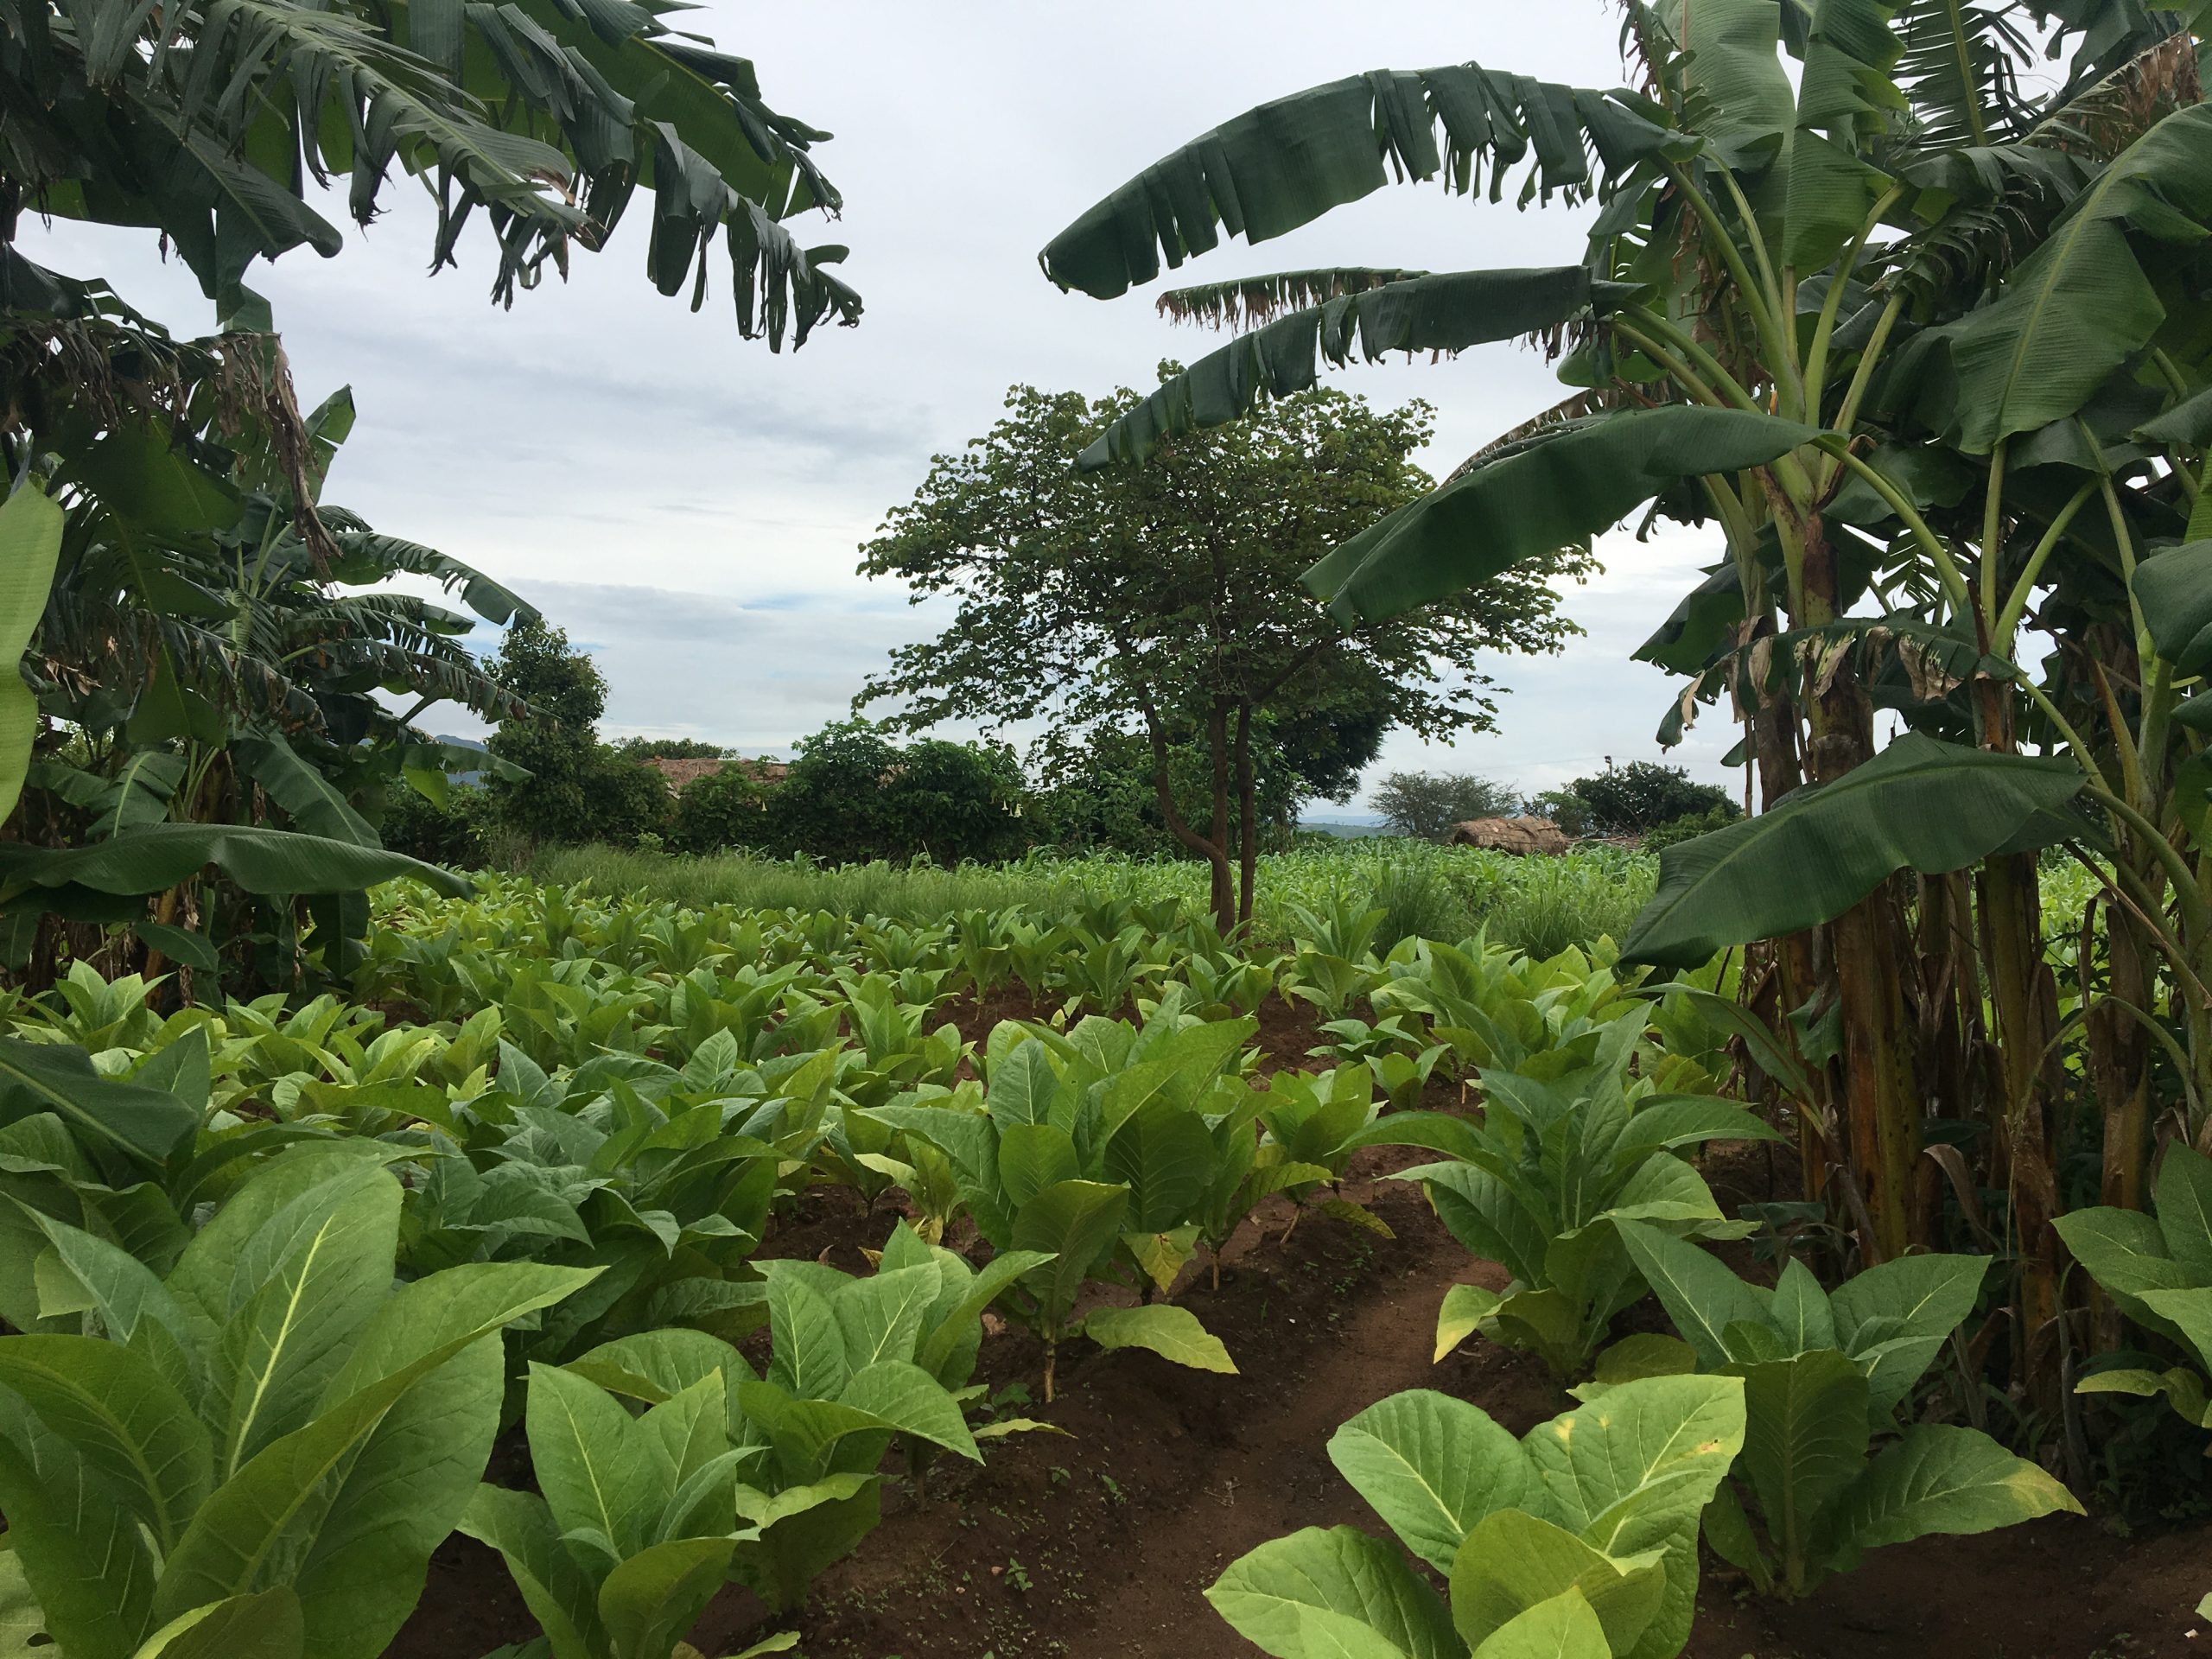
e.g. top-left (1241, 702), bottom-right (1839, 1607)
top-left (1622, 734), bottom-right (2093, 968)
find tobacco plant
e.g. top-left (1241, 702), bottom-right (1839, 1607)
top-left (871, 1003), bottom-right (1249, 1395)
top-left (498, 1230), bottom-right (1036, 1623)
top-left (2057, 1143), bottom-right (2212, 1430)
top-left (1613, 1222), bottom-right (2081, 1598)
top-left (0, 1142), bottom-right (594, 1659)
top-left (1412, 1025), bottom-right (1781, 1376)
top-left (1208, 1376), bottom-right (1746, 1659)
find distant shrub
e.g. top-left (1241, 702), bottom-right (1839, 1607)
top-left (671, 763), bottom-right (766, 854)
top-left (1642, 803), bottom-right (1741, 852)
top-left (1370, 770), bottom-right (1523, 842)
top-left (613, 736), bottom-right (728, 760)
top-left (1569, 761), bottom-right (1738, 834)
top-left (754, 719), bottom-right (1032, 866)
top-left (379, 782), bottom-right (486, 866)
top-left (1527, 788), bottom-right (1594, 837)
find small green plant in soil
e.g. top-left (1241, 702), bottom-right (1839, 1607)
top-left (1209, 1375), bottom-right (1746, 1658)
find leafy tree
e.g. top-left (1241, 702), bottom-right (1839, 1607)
top-left (379, 782), bottom-right (488, 868)
top-left (860, 378), bottom-right (1588, 931)
top-left (753, 720), bottom-right (1028, 867)
top-left (1569, 761), bottom-right (1738, 835)
top-left (1036, 2), bottom-right (2212, 1422)
top-left (1640, 802), bottom-right (1740, 852)
top-left (1370, 770), bottom-right (1523, 842)
top-left (1527, 789), bottom-right (1594, 838)
top-left (1033, 725), bottom-right (1304, 858)
top-left (484, 620), bottom-right (668, 849)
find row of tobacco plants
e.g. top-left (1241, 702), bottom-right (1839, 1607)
top-left (0, 873), bottom-right (2160, 1657)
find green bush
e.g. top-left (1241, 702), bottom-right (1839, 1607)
top-left (1642, 803), bottom-right (1741, 851)
top-left (378, 781), bottom-right (486, 866)
top-left (580, 746), bottom-right (674, 846)
top-left (1370, 769), bottom-right (1522, 842)
top-left (669, 762), bottom-right (766, 853)
top-left (754, 719), bottom-right (1030, 865)
top-left (1528, 788), bottom-right (1594, 836)
top-left (1569, 760), bottom-right (1738, 834)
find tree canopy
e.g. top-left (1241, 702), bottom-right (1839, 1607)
top-left (1370, 771), bottom-right (1523, 842)
top-left (858, 375), bottom-right (1591, 928)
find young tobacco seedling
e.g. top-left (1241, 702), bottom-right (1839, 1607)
top-left (1613, 1221), bottom-right (2082, 1599)
top-left (1209, 1375), bottom-right (1747, 1658)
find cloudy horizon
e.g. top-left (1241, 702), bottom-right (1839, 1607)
top-left (26, 2), bottom-right (1745, 811)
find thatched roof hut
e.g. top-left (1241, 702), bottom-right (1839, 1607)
top-left (1447, 816), bottom-right (1570, 856)
top-left (642, 757), bottom-right (791, 795)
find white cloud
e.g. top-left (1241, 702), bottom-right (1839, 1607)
top-left (25, 1), bottom-right (1745, 806)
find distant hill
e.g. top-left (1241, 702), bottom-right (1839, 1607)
top-left (1304, 818), bottom-right (1393, 839)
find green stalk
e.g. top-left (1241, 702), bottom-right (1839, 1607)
top-left (2088, 784), bottom-right (2212, 934)
top-left (1820, 293), bottom-right (1906, 490)
top-left (1802, 188), bottom-right (1906, 415)
top-left (1814, 439), bottom-right (1974, 618)
top-left (2016, 676), bottom-right (2118, 800)
top-left (1610, 320), bottom-right (1731, 410)
top-left (1718, 165), bottom-right (1789, 362)
top-left (2101, 475), bottom-right (2153, 657)
top-left (1618, 311), bottom-right (1761, 411)
top-left (1664, 159), bottom-right (1799, 419)
top-left (1993, 480), bottom-right (2098, 645)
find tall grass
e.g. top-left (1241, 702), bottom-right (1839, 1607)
top-left (523, 838), bottom-right (1661, 957)
top-left (1461, 854), bottom-right (1656, 959)
top-left (528, 846), bottom-right (1073, 919)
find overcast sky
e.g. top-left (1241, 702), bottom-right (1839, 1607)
top-left (29, 1), bottom-right (1746, 812)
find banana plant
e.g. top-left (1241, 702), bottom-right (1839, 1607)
top-left (1613, 1221), bottom-right (2081, 1598)
top-left (1412, 1021), bottom-right (1783, 1376)
top-left (0, 1141), bottom-right (594, 1659)
top-left (1207, 1376), bottom-right (1747, 1659)
top-left (2057, 1142), bottom-right (2212, 1429)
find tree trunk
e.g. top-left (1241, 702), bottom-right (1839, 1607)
top-left (1141, 701), bottom-right (1236, 936)
top-left (2090, 904), bottom-right (2152, 1214)
top-left (1234, 702), bottom-right (1257, 931)
top-left (1205, 702), bottom-right (1234, 934)
top-left (1979, 849), bottom-right (2064, 1406)
top-left (1748, 626), bottom-right (1827, 1205)
top-left (1800, 518), bottom-right (1921, 1262)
